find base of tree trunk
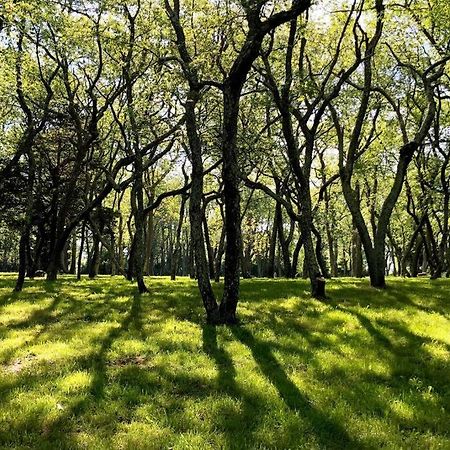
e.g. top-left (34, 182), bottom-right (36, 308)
top-left (309, 272), bottom-right (328, 299)
top-left (206, 308), bottom-right (221, 325)
top-left (312, 277), bottom-right (328, 300)
top-left (137, 279), bottom-right (149, 293)
top-left (206, 308), bottom-right (239, 326)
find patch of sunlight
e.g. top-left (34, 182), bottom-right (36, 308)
top-left (71, 432), bottom-right (114, 450)
top-left (57, 371), bottom-right (93, 393)
top-left (421, 342), bottom-right (450, 361)
top-left (110, 338), bottom-right (148, 355)
top-left (389, 399), bottom-right (415, 421)
top-left (346, 415), bottom-right (395, 447)
top-left (360, 359), bottom-right (391, 377)
top-left (114, 422), bottom-right (172, 450)
top-left (173, 431), bottom-right (215, 449)
top-left (9, 391), bottom-right (61, 418)
top-left (1, 303), bottom-right (49, 324)
top-left (0, 332), bottom-right (36, 360)
top-left (161, 316), bottom-right (200, 336)
top-left (411, 315), bottom-right (450, 345)
top-left (28, 340), bottom-right (82, 362)
top-left (111, 295), bottom-right (130, 304)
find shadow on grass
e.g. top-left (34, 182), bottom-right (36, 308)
top-left (86, 292), bottom-right (144, 398)
top-left (313, 297), bottom-right (450, 434)
top-left (229, 325), bottom-right (359, 449)
top-left (0, 274), bottom-right (449, 449)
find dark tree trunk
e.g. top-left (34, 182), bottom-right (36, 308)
top-left (165, 1), bottom-right (219, 320)
top-left (77, 222), bottom-right (86, 280)
top-left (203, 212), bottom-right (216, 280)
top-left (69, 233), bottom-right (77, 274)
top-left (313, 225), bottom-right (330, 279)
top-left (267, 208), bottom-right (278, 278)
top-left (411, 238), bottom-right (423, 277)
top-left (126, 234), bottom-right (136, 281)
top-left (214, 222), bottom-right (226, 283)
top-left (144, 202), bottom-right (154, 276)
top-left (351, 224), bottom-right (363, 278)
top-left (110, 231), bottom-right (117, 276)
top-left (133, 176), bottom-right (148, 293)
top-left (323, 187), bottom-right (338, 277)
top-left (15, 227), bottom-right (30, 291)
top-left (219, 86), bottom-right (242, 323)
top-left (186, 94), bottom-right (219, 320)
top-left (291, 232), bottom-right (303, 278)
top-left (276, 198), bottom-right (293, 278)
top-left (88, 234), bottom-right (100, 278)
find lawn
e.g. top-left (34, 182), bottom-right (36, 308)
top-left (0, 274), bottom-right (449, 450)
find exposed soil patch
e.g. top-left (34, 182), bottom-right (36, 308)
top-left (3, 352), bottom-right (37, 374)
top-left (108, 354), bottom-right (148, 367)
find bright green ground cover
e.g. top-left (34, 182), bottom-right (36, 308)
top-left (0, 274), bottom-right (449, 449)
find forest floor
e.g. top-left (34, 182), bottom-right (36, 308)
top-left (0, 274), bottom-right (448, 450)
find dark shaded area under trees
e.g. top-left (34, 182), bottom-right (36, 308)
top-left (1, 0), bottom-right (449, 323)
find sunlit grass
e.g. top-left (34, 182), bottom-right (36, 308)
top-left (0, 274), bottom-right (449, 449)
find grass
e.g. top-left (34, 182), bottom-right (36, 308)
top-left (0, 274), bottom-right (449, 450)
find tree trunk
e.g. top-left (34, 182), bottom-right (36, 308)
top-left (219, 86), bottom-right (242, 323)
top-left (267, 208), bottom-right (278, 278)
top-left (291, 232), bottom-right (303, 278)
top-left (88, 234), bottom-right (100, 278)
top-left (186, 93), bottom-right (219, 321)
top-left (214, 222), bottom-right (226, 283)
top-left (69, 233), bottom-right (77, 274)
top-left (77, 222), bottom-right (86, 280)
top-left (351, 224), bottom-right (363, 277)
top-left (202, 212), bottom-right (216, 280)
top-left (313, 225), bottom-right (330, 279)
top-left (276, 199), bottom-right (292, 278)
top-left (15, 227), bottom-right (30, 291)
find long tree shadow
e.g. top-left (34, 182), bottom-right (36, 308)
top-left (34, 291), bottom-right (146, 449)
top-left (314, 297), bottom-right (450, 436)
top-left (89, 291), bottom-right (143, 398)
top-left (201, 324), bottom-right (275, 449)
top-left (8, 295), bottom-right (63, 330)
top-left (202, 325), bottom-right (237, 393)
top-left (229, 325), bottom-right (359, 449)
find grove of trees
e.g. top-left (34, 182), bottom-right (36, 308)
top-left (1, 0), bottom-right (449, 323)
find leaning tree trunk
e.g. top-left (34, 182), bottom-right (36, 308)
top-left (313, 225), bottom-right (330, 279)
top-left (186, 93), bottom-right (219, 321)
top-left (143, 203), bottom-right (154, 276)
top-left (290, 232), bottom-right (303, 278)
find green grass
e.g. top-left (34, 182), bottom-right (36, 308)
top-left (0, 274), bottom-right (449, 449)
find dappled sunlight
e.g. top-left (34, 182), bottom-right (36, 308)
top-left (0, 274), bottom-right (448, 448)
